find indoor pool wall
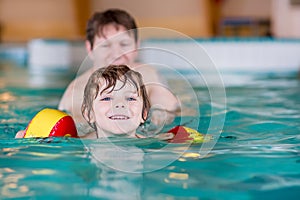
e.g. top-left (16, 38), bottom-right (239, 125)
top-left (140, 38), bottom-right (300, 72)
top-left (2, 38), bottom-right (300, 73)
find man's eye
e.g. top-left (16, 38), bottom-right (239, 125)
top-left (100, 44), bottom-right (110, 48)
top-left (121, 43), bottom-right (130, 47)
top-left (100, 97), bottom-right (112, 101)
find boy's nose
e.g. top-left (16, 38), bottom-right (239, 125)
top-left (114, 101), bottom-right (126, 109)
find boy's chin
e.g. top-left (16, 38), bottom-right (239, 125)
top-left (111, 130), bottom-right (135, 136)
top-left (107, 128), bottom-right (136, 137)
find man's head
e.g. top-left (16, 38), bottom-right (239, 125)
top-left (85, 9), bottom-right (139, 67)
top-left (86, 9), bottom-right (138, 49)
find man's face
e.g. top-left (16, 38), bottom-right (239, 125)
top-left (88, 24), bottom-right (138, 67)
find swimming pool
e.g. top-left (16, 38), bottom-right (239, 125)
top-left (1, 59), bottom-right (300, 199)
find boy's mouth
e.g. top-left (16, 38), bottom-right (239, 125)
top-left (109, 115), bottom-right (130, 120)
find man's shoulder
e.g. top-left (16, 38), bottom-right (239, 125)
top-left (69, 70), bottom-right (93, 87)
top-left (132, 63), bottom-right (158, 76)
top-left (133, 62), bottom-right (156, 70)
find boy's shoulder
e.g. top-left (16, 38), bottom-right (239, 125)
top-left (80, 131), bottom-right (97, 139)
top-left (68, 69), bottom-right (94, 88)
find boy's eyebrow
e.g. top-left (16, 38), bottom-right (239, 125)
top-left (126, 91), bottom-right (139, 95)
top-left (121, 90), bottom-right (140, 94)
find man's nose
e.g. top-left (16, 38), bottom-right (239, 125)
top-left (111, 44), bottom-right (124, 57)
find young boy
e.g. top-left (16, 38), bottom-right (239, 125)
top-left (15, 65), bottom-right (149, 139)
top-left (15, 64), bottom-right (173, 140)
top-left (58, 9), bottom-right (179, 130)
top-left (81, 64), bottom-right (150, 139)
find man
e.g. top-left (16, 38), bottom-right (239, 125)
top-left (59, 9), bottom-right (179, 133)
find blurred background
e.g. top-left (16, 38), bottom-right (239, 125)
top-left (0, 0), bottom-right (300, 73)
top-left (1, 0), bottom-right (300, 42)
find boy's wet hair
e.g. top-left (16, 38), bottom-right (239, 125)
top-left (82, 65), bottom-right (150, 129)
top-left (86, 9), bottom-right (138, 49)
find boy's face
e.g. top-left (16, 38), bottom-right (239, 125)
top-left (92, 79), bottom-right (144, 136)
top-left (87, 24), bottom-right (138, 67)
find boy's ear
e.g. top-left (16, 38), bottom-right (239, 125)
top-left (141, 110), bottom-right (148, 123)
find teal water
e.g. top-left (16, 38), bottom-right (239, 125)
top-left (1, 62), bottom-right (300, 199)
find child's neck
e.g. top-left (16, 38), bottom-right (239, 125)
top-left (96, 129), bottom-right (137, 138)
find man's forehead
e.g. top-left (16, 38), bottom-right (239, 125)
top-left (96, 24), bottom-right (134, 40)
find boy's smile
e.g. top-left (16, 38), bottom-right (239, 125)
top-left (109, 115), bottom-right (130, 120)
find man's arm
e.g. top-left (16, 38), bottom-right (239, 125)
top-left (58, 82), bottom-right (74, 112)
top-left (138, 66), bottom-right (180, 125)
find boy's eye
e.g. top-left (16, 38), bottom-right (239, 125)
top-left (127, 97), bottom-right (137, 101)
top-left (100, 97), bottom-right (112, 101)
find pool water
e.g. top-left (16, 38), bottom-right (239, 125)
top-left (1, 62), bottom-right (300, 199)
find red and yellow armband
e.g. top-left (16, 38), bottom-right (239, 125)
top-left (167, 126), bottom-right (211, 143)
top-left (23, 108), bottom-right (78, 138)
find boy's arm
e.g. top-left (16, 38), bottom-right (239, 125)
top-left (15, 130), bottom-right (25, 138)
